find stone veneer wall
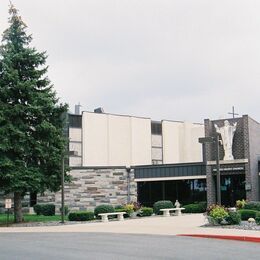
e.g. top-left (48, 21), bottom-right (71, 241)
top-left (37, 168), bottom-right (137, 211)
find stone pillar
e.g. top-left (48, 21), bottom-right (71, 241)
top-left (206, 165), bottom-right (216, 205)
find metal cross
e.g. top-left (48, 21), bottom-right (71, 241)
top-left (228, 106), bottom-right (239, 118)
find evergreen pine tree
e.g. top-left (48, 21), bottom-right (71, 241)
top-left (0, 4), bottom-right (68, 222)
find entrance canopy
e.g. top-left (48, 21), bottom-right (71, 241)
top-left (134, 162), bottom-right (206, 182)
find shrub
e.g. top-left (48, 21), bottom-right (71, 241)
top-left (139, 207), bottom-right (153, 217)
top-left (33, 204), bottom-right (42, 215)
top-left (114, 205), bottom-right (124, 209)
top-left (183, 202), bottom-right (207, 213)
top-left (225, 212), bottom-right (241, 225)
top-left (209, 205), bottom-right (228, 223)
top-left (94, 204), bottom-right (114, 218)
top-left (114, 207), bottom-right (125, 212)
top-left (59, 205), bottom-right (69, 216)
top-left (255, 212), bottom-right (260, 225)
top-left (124, 204), bottom-right (135, 215)
top-left (153, 200), bottom-right (174, 215)
top-left (68, 211), bottom-right (95, 221)
top-left (33, 204), bottom-right (55, 216)
top-left (238, 209), bottom-right (258, 220)
top-left (236, 199), bottom-right (246, 209)
top-left (244, 202), bottom-right (260, 211)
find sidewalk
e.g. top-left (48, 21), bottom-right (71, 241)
top-left (0, 214), bottom-right (260, 240)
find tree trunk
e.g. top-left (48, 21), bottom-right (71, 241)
top-left (14, 192), bottom-right (23, 223)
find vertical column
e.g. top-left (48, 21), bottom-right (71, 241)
top-left (206, 165), bottom-right (216, 205)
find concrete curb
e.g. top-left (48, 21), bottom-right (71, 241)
top-left (177, 234), bottom-right (260, 243)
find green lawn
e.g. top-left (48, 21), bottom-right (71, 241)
top-left (0, 214), bottom-right (68, 225)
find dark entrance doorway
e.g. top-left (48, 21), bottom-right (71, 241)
top-left (137, 179), bottom-right (207, 207)
top-left (215, 174), bottom-right (246, 206)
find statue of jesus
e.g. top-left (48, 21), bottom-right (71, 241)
top-left (214, 120), bottom-right (237, 160)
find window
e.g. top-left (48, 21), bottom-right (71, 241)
top-left (69, 114), bottom-right (82, 128)
top-left (151, 122), bottom-right (162, 135)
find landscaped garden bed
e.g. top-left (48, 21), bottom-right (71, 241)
top-left (203, 200), bottom-right (260, 231)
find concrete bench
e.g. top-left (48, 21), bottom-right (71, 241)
top-left (98, 212), bottom-right (126, 222)
top-left (160, 208), bottom-right (185, 217)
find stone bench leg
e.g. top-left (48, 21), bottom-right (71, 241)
top-left (101, 215), bottom-right (108, 222)
top-left (175, 209), bottom-right (182, 216)
top-left (117, 214), bottom-right (124, 221)
top-left (163, 211), bottom-right (170, 217)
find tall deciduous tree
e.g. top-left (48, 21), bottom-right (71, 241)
top-left (0, 4), bottom-right (68, 222)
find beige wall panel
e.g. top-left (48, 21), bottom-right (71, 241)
top-left (131, 117), bottom-right (152, 165)
top-left (163, 121), bottom-right (204, 163)
top-left (69, 157), bottom-right (82, 167)
top-left (82, 112), bottom-right (109, 166)
top-left (162, 121), bottom-right (181, 164)
top-left (69, 142), bottom-right (82, 156)
top-left (69, 128), bottom-right (82, 142)
top-left (190, 125), bottom-right (204, 162)
top-left (151, 134), bottom-right (162, 147)
top-left (108, 115), bottom-right (131, 166)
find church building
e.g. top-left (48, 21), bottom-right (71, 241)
top-left (2, 109), bottom-right (259, 212)
top-left (59, 109), bottom-right (260, 209)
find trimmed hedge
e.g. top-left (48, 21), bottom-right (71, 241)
top-left (68, 211), bottom-right (95, 221)
top-left (238, 209), bottom-right (258, 220)
top-left (33, 204), bottom-right (55, 216)
top-left (139, 207), bottom-right (153, 217)
top-left (244, 202), bottom-right (260, 211)
top-left (94, 204), bottom-right (114, 218)
top-left (183, 202), bottom-right (207, 213)
top-left (153, 200), bottom-right (174, 215)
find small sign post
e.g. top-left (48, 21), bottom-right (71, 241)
top-left (5, 199), bottom-right (12, 227)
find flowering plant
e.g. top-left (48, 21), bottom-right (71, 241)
top-left (124, 204), bottom-right (135, 214)
top-left (236, 199), bottom-right (246, 209)
top-left (123, 201), bottom-right (141, 215)
top-left (206, 204), bottom-right (229, 225)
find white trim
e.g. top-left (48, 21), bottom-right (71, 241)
top-left (207, 159), bottom-right (248, 165)
top-left (134, 175), bottom-right (206, 182)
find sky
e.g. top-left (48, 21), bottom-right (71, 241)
top-left (0, 0), bottom-right (260, 123)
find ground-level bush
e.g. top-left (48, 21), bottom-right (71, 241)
top-left (153, 200), bottom-right (173, 215)
top-left (183, 202), bottom-right (207, 213)
top-left (139, 207), bottom-right (153, 217)
top-left (33, 204), bottom-right (55, 216)
top-left (244, 202), bottom-right (260, 211)
top-left (94, 204), bottom-right (114, 218)
top-left (225, 212), bottom-right (241, 225)
top-left (68, 211), bottom-right (95, 221)
top-left (255, 212), bottom-right (260, 225)
top-left (236, 199), bottom-right (246, 209)
top-left (238, 209), bottom-right (258, 220)
top-left (209, 205), bottom-right (228, 223)
top-left (255, 217), bottom-right (260, 225)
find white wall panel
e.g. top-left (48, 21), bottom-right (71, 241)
top-left (69, 128), bottom-right (82, 142)
top-left (131, 117), bottom-right (151, 165)
top-left (69, 142), bottom-right (82, 156)
top-left (162, 121), bottom-right (204, 163)
top-left (151, 135), bottom-right (162, 147)
top-left (82, 112), bottom-right (109, 166)
top-left (82, 112), bottom-right (151, 167)
top-left (108, 115), bottom-right (131, 166)
top-left (162, 121), bottom-right (181, 163)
